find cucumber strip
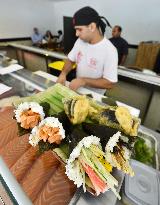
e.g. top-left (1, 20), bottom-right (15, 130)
top-left (52, 91), bottom-right (64, 102)
top-left (52, 148), bottom-right (67, 163)
top-left (54, 83), bottom-right (79, 98)
top-left (90, 144), bottom-right (105, 157)
top-left (90, 154), bottom-right (118, 186)
top-left (79, 161), bottom-right (86, 192)
top-left (85, 175), bottom-right (94, 190)
top-left (47, 96), bottom-right (64, 109)
top-left (44, 98), bottom-right (63, 113)
top-left (75, 160), bottom-right (83, 186)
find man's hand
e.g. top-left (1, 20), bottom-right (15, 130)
top-left (69, 78), bottom-right (86, 91)
top-left (56, 59), bottom-right (74, 85)
top-left (70, 77), bottom-right (115, 90)
top-left (56, 73), bottom-right (66, 85)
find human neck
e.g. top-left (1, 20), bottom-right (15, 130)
top-left (89, 32), bottom-right (104, 44)
top-left (114, 35), bottom-right (120, 38)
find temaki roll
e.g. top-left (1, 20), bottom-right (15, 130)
top-left (65, 134), bottom-right (120, 199)
top-left (29, 117), bottom-right (65, 147)
top-left (105, 132), bottom-right (134, 176)
top-left (89, 105), bottom-right (140, 136)
top-left (63, 95), bottom-right (89, 124)
top-left (82, 122), bottom-right (135, 176)
top-left (14, 102), bottom-right (45, 130)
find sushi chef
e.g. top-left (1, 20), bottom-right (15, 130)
top-left (57, 6), bottom-right (118, 95)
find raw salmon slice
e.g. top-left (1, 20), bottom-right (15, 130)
top-left (21, 151), bottom-right (60, 202)
top-left (10, 146), bottom-right (39, 182)
top-left (0, 106), bottom-right (16, 130)
top-left (0, 134), bottom-right (30, 168)
top-left (0, 122), bottom-right (18, 150)
top-left (34, 164), bottom-right (76, 205)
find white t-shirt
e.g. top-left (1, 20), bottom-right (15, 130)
top-left (68, 37), bottom-right (118, 95)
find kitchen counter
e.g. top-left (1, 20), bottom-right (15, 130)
top-left (118, 66), bottom-right (160, 88)
top-left (9, 43), bottom-right (67, 60)
top-left (8, 43), bottom-right (160, 87)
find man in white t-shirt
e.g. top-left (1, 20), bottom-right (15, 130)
top-left (57, 6), bottom-right (118, 94)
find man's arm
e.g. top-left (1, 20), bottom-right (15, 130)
top-left (120, 40), bottom-right (128, 65)
top-left (120, 54), bottom-right (127, 65)
top-left (56, 59), bottom-right (74, 85)
top-left (69, 77), bottom-right (115, 91)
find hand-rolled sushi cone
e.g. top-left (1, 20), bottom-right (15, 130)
top-left (105, 132), bottom-right (134, 177)
top-left (89, 105), bottom-right (140, 137)
top-left (65, 134), bottom-right (121, 199)
top-left (63, 95), bottom-right (89, 124)
top-left (14, 102), bottom-right (45, 132)
top-left (29, 117), bottom-right (65, 153)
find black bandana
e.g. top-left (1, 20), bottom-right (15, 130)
top-left (72, 6), bottom-right (112, 35)
top-left (73, 6), bottom-right (99, 26)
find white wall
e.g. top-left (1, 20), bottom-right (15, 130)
top-left (53, 0), bottom-right (160, 44)
top-left (0, 0), bottom-right (55, 39)
top-left (1, 0), bottom-right (159, 44)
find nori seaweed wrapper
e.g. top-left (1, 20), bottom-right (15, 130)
top-left (38, 140), bottom-right (59, 154)
top-left (39, 102), bottom-right (50, 117)
top-left (68, 126), bottom-right (88, 154)
top-left (17, 122), bottom-right (31, 136)
top-left (101, 109), bottom-right (119, 124)
top-left (52, 111), bottom-right (73, 136)
top-left (82, 122), bottom-right (118, 150)
top-left (82, 122), bottom-right (136, 151)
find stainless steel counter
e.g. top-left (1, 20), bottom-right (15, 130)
top-left (9, 43), bottom-right (67, 60)
top-left (118, 66), bottom-right (160, 87)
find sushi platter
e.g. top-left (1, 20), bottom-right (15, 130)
top-left (0, 83), bottom-right (141, 204)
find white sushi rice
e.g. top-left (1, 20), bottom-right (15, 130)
top-left (29, 126), bottom-right (40, 146)
top-left (120, 135), bottom-right (129, 143)
top-left (14, 102), bottom-right (45, 123)
top-left (105, 131), bottom-right (121, 166)
top-left (29, 117), bottom-right (65, 147)
top-left (105, 131), bottom-right (121, 153)
top-left (65, 136), bottom-right (100, 188)
top-left (105, 132), bottom-right (131, 167)
top-left (122, 146), bottom-right (131, 160)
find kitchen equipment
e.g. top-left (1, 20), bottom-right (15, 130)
top-left (122, 159), bottom-right (160, 205)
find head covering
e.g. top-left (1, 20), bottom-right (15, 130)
top-left (72, 6), bottom-right (112, 35)
top-left (73, 6), bottom-right (99, 26)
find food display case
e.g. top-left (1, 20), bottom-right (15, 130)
top-left (0, 68), bottom-right (160, 205)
